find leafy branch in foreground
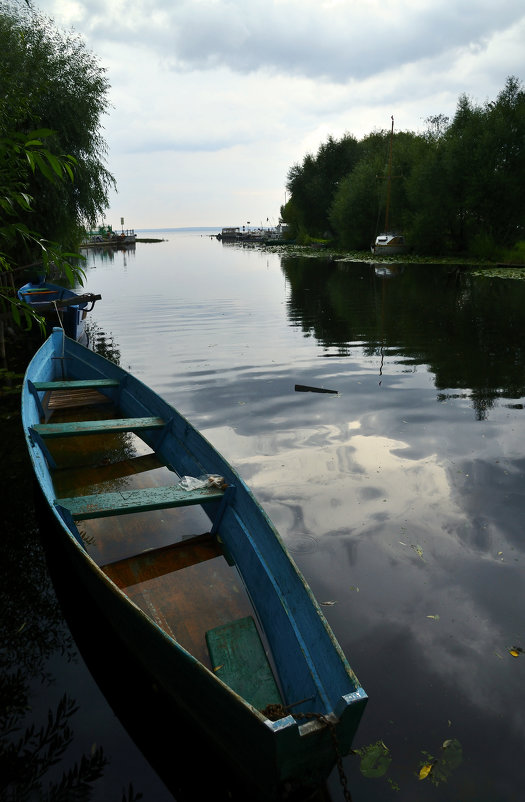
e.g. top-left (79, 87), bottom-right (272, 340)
top-left (0, 691), bottom-right (111, 801)
top-left (0, 4), bottom-right (115, 333)
top-left (0, 130), bottom-right (85, 331)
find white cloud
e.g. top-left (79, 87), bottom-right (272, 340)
top-left (31, 0), bottom-right (525, 226)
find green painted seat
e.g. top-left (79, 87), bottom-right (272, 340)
top-left (56, 484), bottom-right (225, 520)
top-left (206, 616), bottom-right (283, 710)
top-left (32, 379), bottom-right (120, 390)
top-left (31, 416), bottom-right (165, 437)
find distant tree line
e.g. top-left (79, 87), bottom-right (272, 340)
top-left (281, 77), bottom-right (525, 258)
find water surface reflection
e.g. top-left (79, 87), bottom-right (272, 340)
top-left (13, 231), bottom-right (524, 800)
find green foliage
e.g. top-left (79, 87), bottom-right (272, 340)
top-left (285, 77), bottom-right (525, 258)
top-left (0, 130), bottom-right (86, 330)
top-left (283, 135), bottom-right (360, 238)
top-left (330, 164), bottom-right (373, 249)
top-left (0, 2), bottom-right (111, 330)
top-left (0, 2), bottom-right (115, 256)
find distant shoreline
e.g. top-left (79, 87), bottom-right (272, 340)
top-left (136, 227), bottom-right (221, 233)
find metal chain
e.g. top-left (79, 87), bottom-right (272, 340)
top-left (293, 712), bottom-right (353, 802)
top-left (263, 706), bottom-right (353, 801)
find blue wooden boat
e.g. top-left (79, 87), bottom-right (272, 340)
top-left (21, 328), bottom-right (367, 799)
top-left (17, 280), bottom-right (100, 343)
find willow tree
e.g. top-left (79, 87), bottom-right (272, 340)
top-left (0, 1), bottom-right (115, 261)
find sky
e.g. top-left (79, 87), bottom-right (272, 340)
top-left (32, 0), bottom-right (525, 230)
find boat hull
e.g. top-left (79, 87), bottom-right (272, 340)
top-left (22, 329), bottom-right (367, 798)
top-left (17, 281), bottom-right (98, 344)
top-left (371, 233), bottom-right (408, 256)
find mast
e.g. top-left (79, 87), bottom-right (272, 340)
top-left (384, 116), bottom-right (394, 233)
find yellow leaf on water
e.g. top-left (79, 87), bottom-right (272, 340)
top-left (213, 664), bottom-right (223, 672)
top-left (510, 649), bottom-right (520, 658)
top-left (419, 763), bottom-right (433, 780)
top-left (411, 544), bottom-right (424, 559)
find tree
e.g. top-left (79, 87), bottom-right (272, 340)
top-left (329, 158), bottom-right (379, 249)
top-left (284, 77), bottom-right (525, 257)
top-left (408, 78), bottom-right (525, 256)
top-left (0, 2), bottom-right (115, 259)
top-left (0, 2), bottom-right (115, 332)
top-left (283, 135), bottom-right (360, 240)
top-left (0, 130), bottom-right (83, 330)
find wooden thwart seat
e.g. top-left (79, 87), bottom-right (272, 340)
top-left (27, 378), bottom-right (121, 420)
top-left (101, 532), bottom-right (224, 588)
top-left (32, 379), bottom-right (120, 390)
top-left (206, 616), bottom-right (283, 710)
top-left (31, 416), bottom-right (165, 438)
top-left (56, 484), bottom-right (225, 520)
top-left (46, 388), bottom-right (115, 410)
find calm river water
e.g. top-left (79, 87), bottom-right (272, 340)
top-left (7, 229), bottom-right (525, 800)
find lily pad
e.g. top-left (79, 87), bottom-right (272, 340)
top-left (355, 741), bottom-right (392, 778)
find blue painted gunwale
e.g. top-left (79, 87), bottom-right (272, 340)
top-left (21, 328), bottom-right (367, 797)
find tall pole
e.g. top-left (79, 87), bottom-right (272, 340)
top-left (384, 116), bottom-right (394, 233)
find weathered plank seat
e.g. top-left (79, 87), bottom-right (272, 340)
top-left (206, 616), bottom-right (283, 710)
top-left (101, 532), bottom-right (224, 588)
top-left (32, 379), bottom-right (120, 390)
top-left (31, 416), bottom-right (165, 438)
top-left (27, 378), bottom-right (121, 419)
top-left (56, 484), bottom-right (225, 520)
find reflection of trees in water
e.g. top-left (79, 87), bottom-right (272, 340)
top-left (85, 320), bottom-right (122, 366)
top-left (281, 257), bottom-right (525, 419)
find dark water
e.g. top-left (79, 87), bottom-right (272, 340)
top-left (3, 230), bottom-right (525, 800)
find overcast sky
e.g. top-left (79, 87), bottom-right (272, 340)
top-left (34, 0), bottom-right (525, 230)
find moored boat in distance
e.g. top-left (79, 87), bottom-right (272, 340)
top-left (82, 223), bottom-right (137, 248)
top-left (371, 116), bottom-right (408, 256)
top-left (372, 232), bottom-right (408, 255)
top-left (22, 328), bottom-right (367, 800)
top-left (17, 280), bottom-right (101, 344)
top-left (218, 224), bottom-right (289, 244)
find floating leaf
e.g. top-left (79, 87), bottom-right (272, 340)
top-left (419, 763), bottom-right (434, 780)
top-left (321, 600), bottom-right (337, 606)
top-left (419, 738), bottom-right (463, 786)
top-left (411, 544), bottom-right (424, 559)
top-left (427, 614), bottom-right (440, 621)
top-left (509, 648), bottom-right (521, 658)
top-left (355, 741), bottom-right (392, 778)
top-left (435, 738), bottom-right (463, 780)
top-left (349, 585), bottom-right (360, 592)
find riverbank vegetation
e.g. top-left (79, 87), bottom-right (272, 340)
top-left (0, 1), bottom-right (115, 333)
top-left (281, 77), bottom-right (525, 262)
